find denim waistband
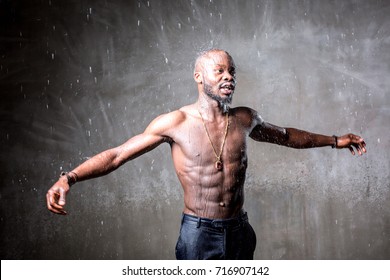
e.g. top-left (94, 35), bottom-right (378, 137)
top-left (182, 211), bottom-right (248, 228)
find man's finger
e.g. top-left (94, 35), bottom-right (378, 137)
top-left (46, 191), bottom-right (58, 208)
top-left (46, 190), bottom-right (67, 215)
top-left (48, 206), bottom-right (67, 215)
top-left (360, 142), bottom-right (367, 153)
top-left (58, 188), bottom-right (67, 206)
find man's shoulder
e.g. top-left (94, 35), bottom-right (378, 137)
top-left (230, 106), bottom-right (262, 119)
top-left (176, 104), bottom-right (199, 122)
top-left (230, 106), bottom-right (264, 127)
top-left (231, 106), bottom-right (256, 115)
top-left (154, 105), bottom-right (195, 126)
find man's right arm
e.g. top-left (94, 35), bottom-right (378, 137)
top-left (46, 112), bottom-right (177, 215)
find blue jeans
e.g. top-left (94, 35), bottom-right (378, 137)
top-left (175, 212), bottom-right (257, 260)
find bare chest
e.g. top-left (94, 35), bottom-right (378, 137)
top-left (170, 116), bottom-right (249, 168)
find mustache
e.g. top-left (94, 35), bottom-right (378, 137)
top-left (219, 82), bottom-right (236, 90)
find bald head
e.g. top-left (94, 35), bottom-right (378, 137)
top-left (194, 49), bottom-right (235, 74)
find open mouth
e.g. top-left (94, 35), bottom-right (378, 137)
top-left (219, 83), bottom-right (235, 94)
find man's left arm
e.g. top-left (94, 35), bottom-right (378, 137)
top-left (249, 118), bottom-right (367, 156)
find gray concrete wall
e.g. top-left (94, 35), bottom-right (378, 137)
top-left (1, 0), bottom-right (389, 259)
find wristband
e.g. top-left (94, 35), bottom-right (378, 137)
top-left (331, 135), bottom-right (338, 149)
top-left (60, 171), bottom-right (78, 186)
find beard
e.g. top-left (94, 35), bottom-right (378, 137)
top-left (204, 82), bottom-right (232, 113)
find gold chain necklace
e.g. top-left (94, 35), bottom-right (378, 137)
top-left (198, 109), bottom-right (229, 171)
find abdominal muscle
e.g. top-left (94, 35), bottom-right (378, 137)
top-left (172, 144), bottom-right (247, 219)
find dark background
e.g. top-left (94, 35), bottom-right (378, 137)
top-left (1, 0), bottom-right (389, 259)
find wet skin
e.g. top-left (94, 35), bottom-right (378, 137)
top-left (46, 50), bottom-right (367, 219)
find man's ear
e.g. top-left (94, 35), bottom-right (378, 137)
top-left (194, 71), bottom-right (202, 84)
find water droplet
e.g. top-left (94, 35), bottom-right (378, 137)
top-left (138, 20), bottom-right (140, 26)
top-left (89, 66), bottom-right (92, 73)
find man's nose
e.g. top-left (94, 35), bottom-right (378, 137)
top-left (223, 71), bottom-right (235, 82)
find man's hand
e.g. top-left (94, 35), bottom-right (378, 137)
top-left (336, 134), bottom-right (367, 156)
top-left (46, 179), bottom-right (70, 215)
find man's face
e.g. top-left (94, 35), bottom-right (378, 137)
top-left (199, 51), bottom-right (237, 108)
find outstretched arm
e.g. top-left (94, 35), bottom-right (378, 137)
top-left (46, 113), bottom-right (174, 215)
top-left (283, 127), bottom-right (366, 155)
top-left (249, 115), bottom-right (366, 156)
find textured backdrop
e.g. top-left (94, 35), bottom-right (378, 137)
top-left (1, 0), bottom-right (389, 259)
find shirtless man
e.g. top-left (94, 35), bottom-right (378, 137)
top-left (46, 49), bottom-right (366, 259)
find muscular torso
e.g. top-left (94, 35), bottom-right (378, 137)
top-left (165, 105), bottom-right (257, 219)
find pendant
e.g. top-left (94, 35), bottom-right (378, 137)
top-left (215, 160), bottom-right (223, 171)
